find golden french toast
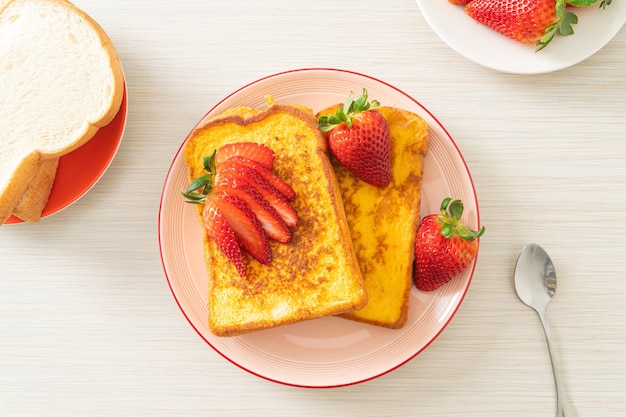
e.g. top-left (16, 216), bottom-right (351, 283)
top-left (184, 101), bottom-right (367, 337)
top-left (318, 105), bottom-right (430, 328)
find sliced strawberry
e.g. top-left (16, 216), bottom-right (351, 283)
top-left (185, 142), bottom-right (300, 276)
top-left (222, 155), bottom-right (296, 201)
top-left (218, 162), bottom-right (298, 228)
top-left (214, 192), bottom-right (271, 265)
top-left (216, 142), bottom-right (274, 169)
top-left (215, 179), bottom-right (292, 243)
top-left (202, 197), bottom-right (245, 277)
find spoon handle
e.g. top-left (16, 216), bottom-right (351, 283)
top-left (537, 310), bottom-right (578, 417)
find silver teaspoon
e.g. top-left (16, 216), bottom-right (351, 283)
top-left (514, 244), bottom-right (577, 417)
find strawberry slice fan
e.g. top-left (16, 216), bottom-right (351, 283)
top-left (181, 142), bottom-right (298, 278)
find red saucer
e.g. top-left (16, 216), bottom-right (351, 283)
top-left (4, 84), bottom-right (128, 224)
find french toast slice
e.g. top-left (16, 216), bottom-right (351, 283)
top-left (184, 101), bottom-right (367, 337)
top-left (318, 105), bottom-right (430, 329)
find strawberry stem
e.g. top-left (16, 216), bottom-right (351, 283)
top-left (537, 0), bottom-right (606, 51)
top-left (436, 197), bottom-right (485, 241)
top-left (318, 88), bottom-right (380, 132)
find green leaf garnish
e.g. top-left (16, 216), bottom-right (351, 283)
top-left (180, 150), bottom-right (217, 204)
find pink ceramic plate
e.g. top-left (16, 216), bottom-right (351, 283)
top-left (159, 69), bottom-right (481, 388)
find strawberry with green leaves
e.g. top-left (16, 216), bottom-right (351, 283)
top-left (414, 198), bottom-right (485, 291)
top-left (182, 142), bottom-right (298, 277)
top-left (318, 89), bottom-right (391, 188)
top-left (463, 0), bottom-right (610, 51)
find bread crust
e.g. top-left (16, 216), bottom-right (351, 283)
top-left (12, 156), bottom-right (59, 222)
top-left (0, 152), bottom-right (41, 224)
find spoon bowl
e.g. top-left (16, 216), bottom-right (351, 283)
top-left (514, 244), bottom-right (577, 417)
top-left (515, 243), bottom-right (557, 310)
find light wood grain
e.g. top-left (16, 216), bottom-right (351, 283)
top-left (1, 1), bottom-right (625, 416)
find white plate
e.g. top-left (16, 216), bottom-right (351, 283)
top-left (159, 68), bottom-right (481, 387)
top-left (416, 0), bottom-right (626, 74)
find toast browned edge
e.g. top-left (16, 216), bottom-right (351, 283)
top-left (185, 103), bottom-right (367, 337)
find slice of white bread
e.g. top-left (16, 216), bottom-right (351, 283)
top-left (0, 0), bottom-right (124, 224)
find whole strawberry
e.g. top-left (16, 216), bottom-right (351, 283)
top-left (414, 198), bottom-right (485, 291)
top-left (318, 89), bottom-right (391, 188)
top-left (464, 0), bottom-right (604, 51)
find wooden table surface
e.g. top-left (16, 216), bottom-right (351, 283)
top-left (2, 1), bottom-right (625, 416)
